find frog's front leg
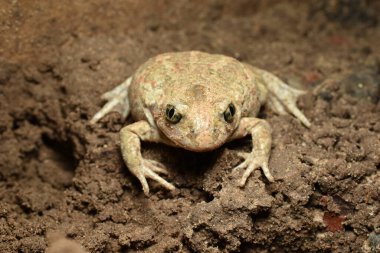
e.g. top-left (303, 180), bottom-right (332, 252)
top-left (120, 121), bottom-right (175, 195)
top-left (230, 118), bottom-right (274, 186)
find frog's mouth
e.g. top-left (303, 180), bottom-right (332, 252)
top-left (164, 129), bottom-right (229, 153)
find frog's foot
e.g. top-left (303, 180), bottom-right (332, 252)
top-left (233, 151), bottom-right (274, 186)
top-left (90, 77), bottom-right (132, 124)
top-left (247, 66), bottom-right (311, 127)
top-left (132, 158), bottom-right (176, 195)
top-left (121, 121), bottom-right (176, 195)
top-left (266, 87), bottom-right (311, 128)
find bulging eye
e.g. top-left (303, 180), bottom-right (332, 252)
top-left (223, 103), bottom-right (236, 123)
top-left (166, 104), bottom-right (182, 123)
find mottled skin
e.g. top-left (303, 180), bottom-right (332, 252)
top-left (91, 51), bottom-right (310, 195)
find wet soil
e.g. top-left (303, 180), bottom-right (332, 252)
top-left (0, 1), bottom-right (379, 252)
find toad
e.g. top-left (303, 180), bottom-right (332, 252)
top-left (91, 51), bottom-right (310, 195)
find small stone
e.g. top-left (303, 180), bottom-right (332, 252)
top-left (342, 69), bottom-right (380, 103)
top-left (319, 91), bottom-right (333, 102)
top-left (368, 233), bottom-right (380, 253)
top-left (323, 212), bottom-right (345, 232)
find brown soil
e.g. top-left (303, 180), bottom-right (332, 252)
top-left (1, 1), bottom-right (379, 252)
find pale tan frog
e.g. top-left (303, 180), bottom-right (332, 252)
top-left (91, 51), bottom-right (310, 195)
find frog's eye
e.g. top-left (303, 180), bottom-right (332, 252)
top-left (166, 104), bottom-right (182, 124)
top-left (223, 103), bottom-right (236, 123)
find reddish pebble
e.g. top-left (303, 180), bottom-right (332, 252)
top-left (323, 212), bottom-right (345, 232)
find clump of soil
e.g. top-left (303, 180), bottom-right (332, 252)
top-left (0, 1), bottom-right (379, 252)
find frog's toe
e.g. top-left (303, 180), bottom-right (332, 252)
top-left (236, 151), bottom-right (249, 159)
top-left (240, 163), bottom-right (258, 186)
top-left (254, 161), bottom-right (274, 183)
top-left (90, 96), bottom-right (130, 123)
top-left (91, 77), bottom-right (132, 124)
top-left (134, 160), bottom-right (175, 195)
top-left (232, 152), bottom-right (274, 186)
top-left (143, 159), bottom-right (169, 175)
top-left (101, 76), bottom-right (132, 100)
top-left (266, 90), bottom-right (311, 127)
top-left (267, 95), bottom-right (287, 115)
top-left (285, 102), bottom-right (311, 128)
top-left (232, 159), bottom-right (248, 173)
top-left (135, 172), bottom-right (150, 195)
top-left (144, 169), bottom-right (175, 192)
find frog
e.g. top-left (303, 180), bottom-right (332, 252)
top-left (91, 51), bottom-right (311, 195)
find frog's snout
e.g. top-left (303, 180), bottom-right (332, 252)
top-left (184, 114), bottom-right (226, 152)
top-left (182, 129), bottom-right (222, 152)
top-left (193, 130), bottom-right (216, 150)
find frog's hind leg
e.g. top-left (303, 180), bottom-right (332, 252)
top-left (252, 67), bottom-right (311, 127)
top-left (90, 77), bottom-right (132, 124)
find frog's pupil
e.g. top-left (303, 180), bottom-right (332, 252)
top-left (223, 103), bottom-right (235, 123)
top-left (168, 108), bottom-right (175, 118)
top-left (229, 104), bottom-right (235, 116)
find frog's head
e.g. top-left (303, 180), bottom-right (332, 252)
top-left (154, 99), bottom-right (240, 152)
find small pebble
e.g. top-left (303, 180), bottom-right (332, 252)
top-left (342, 69), bottom-right (380, 103)
top-left (369, 233), bottom-right (380, 253)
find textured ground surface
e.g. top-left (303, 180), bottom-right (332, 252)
top-left (0, 1), bottom-right (379, 252)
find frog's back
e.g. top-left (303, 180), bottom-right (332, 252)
top-left (128, 51), bottom-right (260, 120)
